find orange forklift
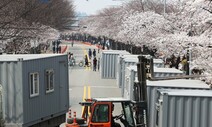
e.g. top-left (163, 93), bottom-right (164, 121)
top-left (66, 56), bottom-right (149, 127)
top-left (66, 98), bottom-right (136, 127)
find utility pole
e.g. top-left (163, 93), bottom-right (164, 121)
top-left (164, 0), bottom-right (166, 15)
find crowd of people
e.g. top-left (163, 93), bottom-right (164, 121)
top-left (87, 48), bottom-right (99, 71)
top-left (164, 54), bottom-right (188, 71)
top-left (68, 48), bottom-right (100, 71)
top-left (162, 53), bottom-right (203, 75)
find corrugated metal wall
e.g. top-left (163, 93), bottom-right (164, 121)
top-left (100, 50), bottom-right (129, 79)
top-left (153, 59), bottom-right (164, 68)
top-left (0, 60), bottom-right (24, 125)
top-left (120, 59), bottom-right (138, 96)
top-left (116, 55), bottom-right (138, 87)
top-left (123, 66), bottom-right (211, 127)
top-left (124, 66), bottom-right (137, 100)
top-left (123, 66), bottom-right (184, 100)
top-left (22, 55), bottom-right (69, 126)
top-left (147, 80), bottom-right (211, 127)
top-left (157, 89), bottom-right (212, 127)
top-left (154, 68), bottom-right (184, 78)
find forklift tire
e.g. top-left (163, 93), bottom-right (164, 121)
top-left (67, 118), bottom-right (85, 124)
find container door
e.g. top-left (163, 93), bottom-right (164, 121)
top-left (122, 102), bottom-right (135, 127)
top-left (89, 102), bottom-right (111, 127)
top-left (155, 99), bottom-right (163, 127)
top-left (0, 85), bottom-right (2, 120)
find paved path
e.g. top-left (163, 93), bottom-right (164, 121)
top-left (60, 41), bottom-right (122, 126)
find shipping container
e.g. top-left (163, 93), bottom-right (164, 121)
top-left (124, 66), bottom-right (184, 99)
top-left (124, 65), bottom-right (211, 127)
top-left (153, 67), bottom-right (184, 77)
top-left (123, 66), bottom-right (138, 100)
top-left (0, 54), bottom-right (69, 127)
top-left (156, 89), bottom-right (212, 127)
top-left (153, 59), bottom-right (164, 68)
top-left (120, 58), bottom-right (138, 96)
top-left (147, 80), bottom-right (211, 127)
top-left (117, 56), bottom-right (165, 88)
top-left (117, 54), bottom-right (139, 88)
top-left (100, 50), bottom-right (130, 79)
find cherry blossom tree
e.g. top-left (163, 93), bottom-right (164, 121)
top-left (0, 0), bottom-right (75, 53)
top-left (79, 0), bottom-right (212, 85)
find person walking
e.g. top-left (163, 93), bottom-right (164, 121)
top-left (93, 49), bottom-right (96, 57)
top-left (84, 55), bottom-right (89, 67)
top-left (175, 56), bottom-right (181, 69)
top-left (181, 55), bottom-right (187, 72)
top-left (93, 57), bottom-right (97, 71)
top-left (71, 41), bottom-right (74, 47)
top-left (98, 57), bottom-right (100, 71)
top-left (88, 49), bottom-right (92, 59)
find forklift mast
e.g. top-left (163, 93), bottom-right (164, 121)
top-left (133, 55), bottom-right (149, 127)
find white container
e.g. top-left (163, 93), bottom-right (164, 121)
top-left (153, 59), bottom-right (164, 68)
top-left (147, 80), bottom-right (211, 127)
top-left (124, 66), bottom-right (138, 99)
top-left (117, 55), bottom-right (139, 87)
top-left (120, 58), bottom-right (139, 97)
top-left (123, 66), bottom-right (211, 127)
top-left (153, 67), bottom-right (184, 77)
top-left (156, 89), bottom-right (212, 127)
top-left (100, 50), bottom-right (130, 79)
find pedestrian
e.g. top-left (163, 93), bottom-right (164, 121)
top-left (93, 49), bottom-right (96, 57)
top-left (84, 55), bottom-right (89, 67)
top-left (175, 56), bottom-right (181, 69)
top-left (71, 41), bottom-right (74, 47)
top-left (98, 48), bottom-right (100, 53)
top-left (93, 57), bottom-right (97, 71)
top-left (170, 54), bottom-right (176, 68)
top-left (88, 49), bottom-right (92, 59)
top-left (181, 55), bottom-right (187, 72)
top-left (68, 52), bottom-right (71, 60)
top-left (98, 57), bottom-right (100, 71)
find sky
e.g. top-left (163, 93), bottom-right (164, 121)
top-left (72, 0), bottom-right (125, 15)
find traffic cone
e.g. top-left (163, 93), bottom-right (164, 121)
top-left (65, 111), bottom-right (79, 127)
top-left (73, 111), bottom-right (77, 123)
top-left (68, 108), bottom-right (72, 118)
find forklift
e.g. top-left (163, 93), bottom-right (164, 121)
top-left (65, 56), bottom-right (149, 127)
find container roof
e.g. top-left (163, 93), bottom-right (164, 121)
top-left (158, 89), bottom-right (212, 97)
top-left (126, 65), bottom-right (183, 73)
top-left (154, 67), bottom-right (183, 73)
top-left (147, 79), bottom-right (210, 88)
top-left (126, 66), bottom-right (138, 72)
top-left (120, 54), bottom-right (139, 58)
top-left (153, 59), bottom-right (164, 63)
top-left (93, 97), bottom-right (131, 102)
top-left (124, 58), bottom-right (138, 62)
top-left (102, 50), bottom-right (130, 54)
top-left (0, 54), bottom-right (65, 62)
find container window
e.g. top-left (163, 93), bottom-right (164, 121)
top-left (45, 69), bottom-right (54, 93)
top-left (29, 72), bottom-right (39, 97)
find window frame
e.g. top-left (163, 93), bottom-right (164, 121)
top-left (29, 72), bottom-right (39, 97)
top-left (45, 69), bottom-right (54, 93)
